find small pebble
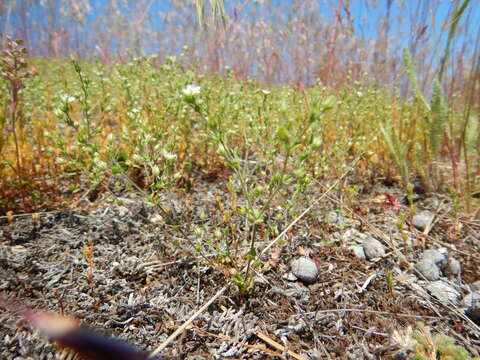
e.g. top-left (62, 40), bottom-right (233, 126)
top-left (412, 211), bottom-right (434, 231)
top-left (415, 258), bottom-right (441, 281)
top-left (283, 272), bottom-right (299, 282)
top-left (422, 249), bottom-right (447, 268)
top-left (349, 245), bottom-right (366, 260)
top-left (291, 257), bottom-right (318, 284)
top-left (425, 281), bottom-right (460, 304)
top-left (342, 228), bottom-right (367, 243)
top-left (444, 258), bottom-right (461, 276)
top-left (362, 237), bottom-right (385, 260)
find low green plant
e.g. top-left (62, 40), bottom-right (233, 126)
top-left (181, 79), bottom-right (336, 294)
top-left (48, 58), bottom-right (106, 187)
top-left (412, 322), bottom-right (479, 360)
top-left (391, 322), bottom-right (480, 360)
top-left (380, 121), bottom-right (411, 183)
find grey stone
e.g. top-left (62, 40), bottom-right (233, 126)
top-left (425, 281), bottom-right (460, 304)
top-left (444, 258), bottom-right (461, 275)
top-left (415, 258), bottom-right (441, 281)
top-left (362, 237), bottom-right (385, 260)
top-left (422, 249), bottom-right (447, 268)
top-left (325, 211), bottom-right (360, 229)
top-left (412, 211), bottom-right (434, 231)
top-left (291, 257), bottom-right (318, 284)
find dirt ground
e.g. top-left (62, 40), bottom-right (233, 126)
top-left (1, 177), bottom-right (479, 359)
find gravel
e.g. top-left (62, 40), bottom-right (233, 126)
top-left (1, 182), bottom-right (479, 358)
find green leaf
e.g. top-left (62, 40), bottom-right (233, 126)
top-left (320, 95), bottom-right (336, 112)
top-left (246, 248), bottom-right (256, 261)
top-left (233, 272), bottom-right (245, 287)
top-left (276, 127), bottom-right (290, 143)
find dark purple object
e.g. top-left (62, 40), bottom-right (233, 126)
top-left (54, 327), bottom-right (148, 360)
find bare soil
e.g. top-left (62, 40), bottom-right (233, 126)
top-left (1, 177), bottom-right (479, 359)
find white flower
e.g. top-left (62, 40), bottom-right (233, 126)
top-left (151, 165), bottom-right (160, 177)
top-left (182, 85), bottom-right (201, 97)
top-left (95, 160), bottom-right (107, 170)
top-left (162, 150), bottom-right (177, 161)
top-left (261, 89), bottom-right (271, 95)
top-left (60, 94), bottom-right (75, 103)
top-left (132, 154), bottom-right (143, 162)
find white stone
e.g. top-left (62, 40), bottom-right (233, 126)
top-left (342, 229), bottom-right (368, 243)
top-left (291, 257), bottom-right (318, 284)
top-left (283, 272), bottom-right (299, 282)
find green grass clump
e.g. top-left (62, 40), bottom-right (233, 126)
top-left (412, 323), bottom-right (478, 360)
top-left (392, 322), bottom-right (480, 360)
top-left (1, 50), bottom-right (477, 213)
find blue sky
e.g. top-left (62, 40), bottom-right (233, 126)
top-left (82, 0), bottom-right (476, 40)
top-left (3, 0), bottom-right (479, 59)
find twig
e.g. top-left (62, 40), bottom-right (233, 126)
top-left (188, 325), bottom-right (283, 357)
top-left (255, 331), bottom-right (306, 360)
top-left (358, 272), bottom-right (377, 294)
top-left (0, 210), bottom-right (61, 219)
top-left (351, 325), bottom-right (389, 337)
top-left (306, 308), bottom-right (441, 320)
